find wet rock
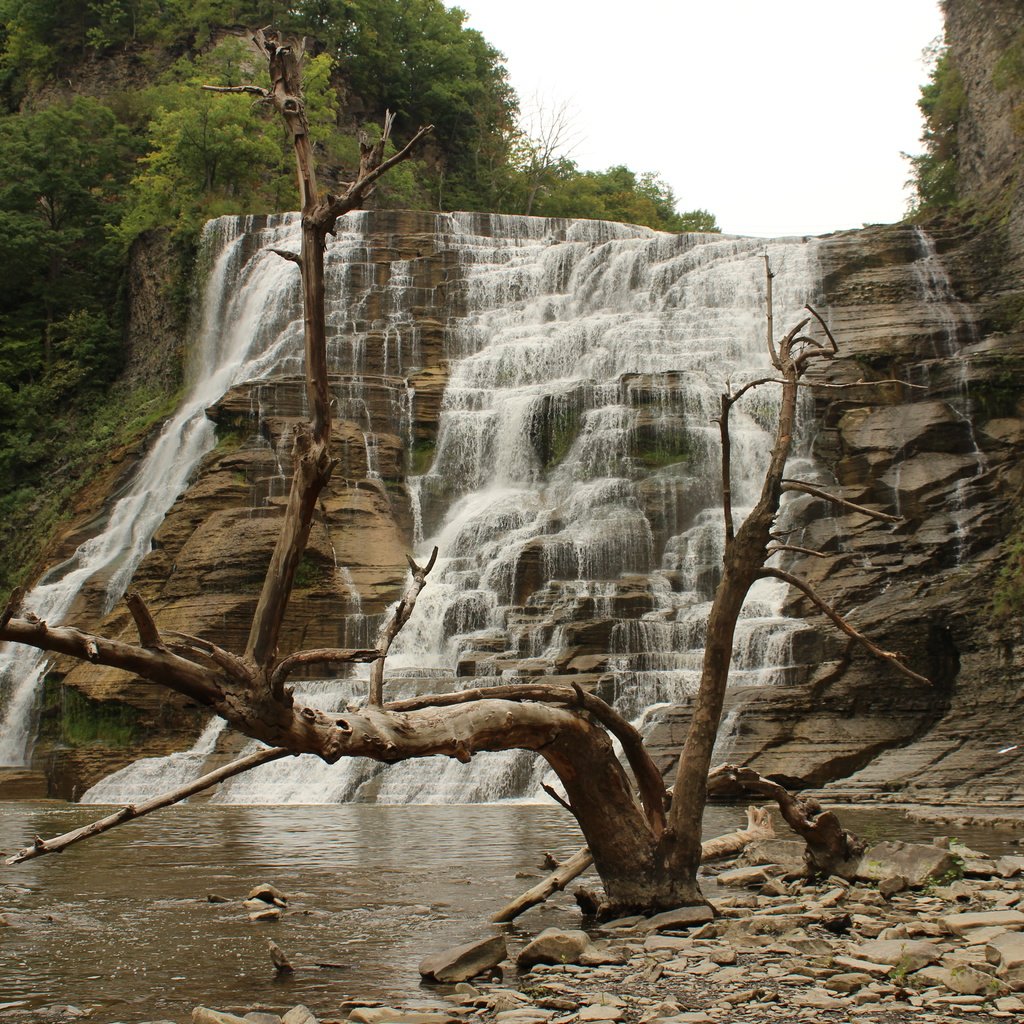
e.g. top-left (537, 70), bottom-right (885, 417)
top-left (268, 939), bottom-right (294, 973)
top-left (516, 929), bottom-right (595, 968)
top-left (248, 907), bottom-right (281, 922)
top-left (207, 893), bottom-right (231, 904)
top-left (248, 883), bottom-right (288, 907)
top-left (854, 841), bottom-right (960, 888)
top-left (419, 935), bottom-right (507, 983)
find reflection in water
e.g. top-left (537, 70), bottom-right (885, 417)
top-left (1, 802), bottom-right (1018, 1022)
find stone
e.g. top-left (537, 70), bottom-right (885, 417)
top-left (942, 910), bottom-right (1024, 935)
top-left (347, 1010), bottom-right (453, 1024)
top-left (577, 1007), bottom-right (623, 1022)
top-left (486, 991), bottom-right (533, 1013)
top-left (247, 883), bottom-right (288, 906)
top-left (419, 935), bottom-right (507, 983)
top-left (987, 931), bottom-right (1024, 970)
top-left (244, 1015), bottom-right (283, 1024)
top-left (825, 972), bottom-right (872, 993)
top-left (855, 938), bottom-right (941, 971)
top-left (854, 842), bottom-right (960, 888)
top-left (831, 956), bottom-right (892, 977)
top-left (193, 1011), bottom-right (251, 1024)
top-left (716, 866), bottom-right (770, 888)
top-left (517, 929), bottom-right (594, 968)
top-left (207, 893), bottom-right (231, 904)
top-left (641, 906), bottom-right (715, 932)
top-left (878, 875), bottom-right (909, 898)
top-left (247, 907), bottom-right (281, 922)
top-left (997, 857), bottom-right (1024, 879)
top-left (281, 1009), bottom-right (317, 1024)
top-left (736, 840), bottom-right (807, 877)
top-left (944, 964), bottom-right (1006, 997)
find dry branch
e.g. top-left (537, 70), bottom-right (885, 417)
top-left (759, 566), bottom-right (931, 685)
top-left (781, 480), bottom-right (902, 523)
top-left (707, 765), bottom-right (862, 876)
top-left (368, 547), bottom-right (438, 705)
top-left (5, 746), bottom-right (291, 864)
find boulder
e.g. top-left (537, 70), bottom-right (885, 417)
top-left (516, 928), bottom-right (594, 968)
top-left (418, 935), bottom-right (507, 983)
top-left (735, 839), bottom-right (806, 877)
top-left (854, 841), bottom-right (960, 888)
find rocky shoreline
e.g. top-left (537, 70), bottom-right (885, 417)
top-left (13, 833), bottom-right (1022, 1024)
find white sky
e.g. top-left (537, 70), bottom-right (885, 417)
top-left (453, 0), bottom-right (945, 237)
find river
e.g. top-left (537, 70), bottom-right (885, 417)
top-left (2, 801), bottom-right (1021, 1022)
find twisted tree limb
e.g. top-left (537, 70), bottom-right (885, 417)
top-left (5, 745), bottom-right (291, 865)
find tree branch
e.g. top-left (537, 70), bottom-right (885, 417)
top-left (270, 647), bottom-right (380, 691)
top-left (767, 543), bottom-right (829, 559)
top-left (125, 591), bottom-right (163, 648)
top-left (0, 616), bottom-right (221, 703)
top-left (269, 248), bottom-right (302, 266)
top-left (5, 745), bottom-right (291, 865)
top-left (368, 547), bottom-right (438, 706)
top-left (781, 480), bottom-right (902, 523)
top-left (758, 567), bottom-right (931, 685)
top-left (201, 84), bottom-right (269, 98)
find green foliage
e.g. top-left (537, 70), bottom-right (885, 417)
top-left (906, 45), bottom-right (965, 215)
top-left (992, 506), bottom-right (1024, 623)
top-left (534, 164), bottom-right (719, 233)
top-left (41, 679), bottom-right (138, 748)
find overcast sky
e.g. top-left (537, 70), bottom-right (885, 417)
top-left (453, 1), bottom-right (945, 238)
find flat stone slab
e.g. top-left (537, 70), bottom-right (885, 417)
top-left (942, 910), bottom-right (1024, 935)
top-left (855, 938), bottom-right (941, 971)
top-left (419, 935), bottom-right (506, 983)
top-left (641, 906), bottom-right (715, 932)
top-left (855, 841), bottom-right (959, 888)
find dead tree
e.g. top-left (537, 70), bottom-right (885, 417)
top-left (1, 33), bottom-right (928, 917)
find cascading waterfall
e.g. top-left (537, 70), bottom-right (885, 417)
top-left (75, 212), bottom-right (822, 805)
top-left (0, 213), bottom-right (372, 766)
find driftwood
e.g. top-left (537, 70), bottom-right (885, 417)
top-left (707, 764), bottom-right (864, 876)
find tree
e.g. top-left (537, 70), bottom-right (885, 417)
top-left (2, 31), bottom-right (926, 917)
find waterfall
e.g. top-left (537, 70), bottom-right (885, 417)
top-left (0, 213), bottom-right (368, 765)
top-left (69, 212), bottom-right (821, 805)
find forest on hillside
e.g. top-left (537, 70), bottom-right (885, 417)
top-left (0, 0), bottom-right (722, 594)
